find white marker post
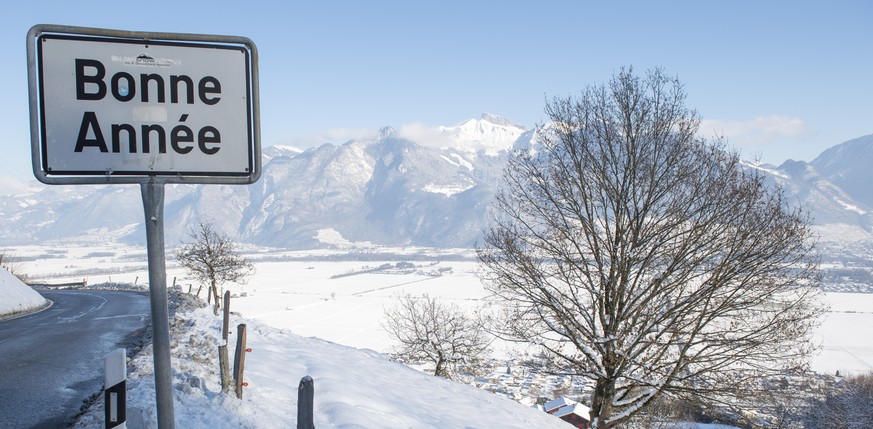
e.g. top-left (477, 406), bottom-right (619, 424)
top-left (27, 25), bottom-right (261, 429)
top-left (104, 348), bottom-right (127, 429)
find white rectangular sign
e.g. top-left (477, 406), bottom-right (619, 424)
top-left (28, 26), bottom-right (260, 184)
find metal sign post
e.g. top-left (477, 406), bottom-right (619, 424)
top-left (141, 179), bottom-right (174, 428)
top-left (27, 25), bottom-right (261, 429)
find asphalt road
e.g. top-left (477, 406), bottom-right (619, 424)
top-left (0, 290), bottom-right (150, 429)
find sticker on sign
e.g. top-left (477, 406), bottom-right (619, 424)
top-left (27, 25), bottom-right (261, 185)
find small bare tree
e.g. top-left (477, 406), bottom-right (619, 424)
top-left (383, 293), bottom-right (489, 379)
top-left (0, 253), bottom-right (26, 283)
top-left (478, 68), bottom-right (824, 428)
top-left (175, 221), bottom-right (254, 314)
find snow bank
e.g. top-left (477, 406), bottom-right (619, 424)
top-left (74, 304), bottom-right (573, 429)
top-left (0, 267), bottom-right (47, 318)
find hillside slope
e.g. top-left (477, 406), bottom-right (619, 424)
top-left (0, 268), bottom-right (47, 318)
top-left (72, 304), bottom-right (575, 429)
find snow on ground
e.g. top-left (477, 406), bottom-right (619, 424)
top-left (12, 244), bottom-right (873, 376)
top-left (314, 229), bottom-right (376, 248)
top-left (72, 301), bottom-right (573, 429)
top-left (422, 182), bottom-right (475, 197)
top-left (811, 292), bottom-right (873, 376)
top-left (7, 244), bottom-right (872, 428)
top-left (228, 258), bottom-right (492, 353)
top-left (813, 223), bottom-right (873, 243)
top-left (0, 266), bottom-right (47, 318)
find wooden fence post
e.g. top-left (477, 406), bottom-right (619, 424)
top-left (219, 290), bottom-right (234, 393)
top-left (223, 291), bottom-right (231, 343)
top-left (297, 376), bottom-right (314, 429)
top-left (233, 323), bottom-right (248, 399)
top-left (219, 345), bottom-right (232, 393)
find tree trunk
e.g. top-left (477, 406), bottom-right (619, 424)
top-left (434, 354), bottom-right (447, 378)
top-left (590, 377), bottom-right (616, 428)
top-left (211, 279), bottom-right (220, 315)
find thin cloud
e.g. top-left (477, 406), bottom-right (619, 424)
top-left (700, 115), bottom-right (809, 146)
top-left (396, 122), bottom-right (455, 148)
top-left (286, 128), bottom-right (379, 148)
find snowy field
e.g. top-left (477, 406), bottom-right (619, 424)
top-left (812, 292), bottom-right (873, 376)
top-left (7, 243), bottom-right (869, 427)
top-left (10, 243), bottom-right (873, 377)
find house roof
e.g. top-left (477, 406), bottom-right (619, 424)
top-left (553, 403), bottom-right (591, 420)
top-left (544, 396), bottom-right (577, 413)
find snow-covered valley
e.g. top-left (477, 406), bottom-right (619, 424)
top-left (3, 244), bottom-right (871, 427)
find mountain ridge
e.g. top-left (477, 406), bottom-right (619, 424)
top-left (1, 120), bottom-right (872, 248)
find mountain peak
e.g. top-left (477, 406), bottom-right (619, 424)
top-left (812, 134), bottom-right (873, 170)
top-left (436, 114), bottom-right (527, 154)
top-left (379, 126), bottom-right (397, 140)
top-left (480, 113), bottom-right (523, 129)
top-left (262, 144), bottom-right (304, 162)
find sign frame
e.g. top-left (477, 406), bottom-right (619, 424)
top-left (27, 24), bottom-right (261, 185)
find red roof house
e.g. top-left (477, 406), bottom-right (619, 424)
top-left (553, 403), bottom-right (591, 429)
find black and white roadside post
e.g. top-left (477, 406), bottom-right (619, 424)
top-left (104, 348), bottom-right (127, 428)
top-left (27, 24), bottom-right (260, 429)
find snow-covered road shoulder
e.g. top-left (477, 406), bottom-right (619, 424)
top-left (0, 267), bottom-right (48, 320)
top-left (74, 300), bottom-right (572, 429)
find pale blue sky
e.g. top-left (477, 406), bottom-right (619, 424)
top-left (2, 0), bottom-right (871, 180)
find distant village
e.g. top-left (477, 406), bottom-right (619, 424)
top-left (473, 358), bottom-right (593, 428)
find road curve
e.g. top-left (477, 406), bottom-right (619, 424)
top-left (0, 290), bottom-right (150, 429)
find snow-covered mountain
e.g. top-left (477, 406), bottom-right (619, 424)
top-left (809, 134), bottom-right (873, 210)
top-left (238, 129), bottom-right (501, 248)
top-left (762, 134), bottom-right (873, 242)
top-left (1, 119), bottom-right (872, 249)
top-left (0, 114), bottom-right (520, 248)
top-left (436, 113), bottom-right (527, 154)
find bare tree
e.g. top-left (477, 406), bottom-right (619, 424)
top-left (382, 293), bottom-right (489, 379)
top-left (0, 253), bottom-right (25, 282)
top-left (175, 221), bottom-right (254, 314)
top-left (478, 68), bottom-right (824, 428)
